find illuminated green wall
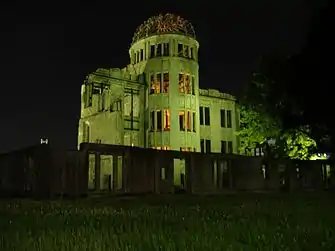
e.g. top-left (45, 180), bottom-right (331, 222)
top-left (77, 32), bottom-right (239, 189)
top-left (199, 89), bottom-right (239, 153)
top-left (129, 34), bottom-right (200, 152)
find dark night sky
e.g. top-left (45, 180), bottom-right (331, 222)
top-left (0, 1), bottom-right (325, 152)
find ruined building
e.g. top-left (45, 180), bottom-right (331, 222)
top-left (0, 15), bottom-right (333, 198)
top-left (77, 14), bottom-right (240, 189)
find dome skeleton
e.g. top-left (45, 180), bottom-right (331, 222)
top-left (132, 13), bottom-right (196, 44)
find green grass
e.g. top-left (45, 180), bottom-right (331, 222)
top-left (0, 193), bottom-right (334, 250)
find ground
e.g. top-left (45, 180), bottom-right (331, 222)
top-left (0, 193), bottom-right (334, 250)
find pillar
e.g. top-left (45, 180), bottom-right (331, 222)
top-left (94, 152), bottom-right (101, 190)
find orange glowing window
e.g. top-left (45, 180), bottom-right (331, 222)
top-left (150, 74), bottom-right (155, 94)
top-left (186, 111), bottom-right (191, 131)
top-left (179, 74), bottom-right (185, 93)
top-left (179, 111), bottom-right (185, 130)
top-left (164, 109), bottom-right (171, 130)
top-left (153, 146), bottom-right (171, 151)
top-left (185, 75), bottom-right (191, 94)
top-left (155, 73), bottom-right (161, 94)
top-left (163, 73), bottom-right (169, 93)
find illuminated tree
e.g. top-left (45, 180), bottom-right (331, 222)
top-left (237, 68), bottom-right (317, 160)
top-left (281, 128), bottom-right (316, 160)
top-left (237, 103), bottom-right (280, 155)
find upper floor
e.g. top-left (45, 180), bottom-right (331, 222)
top-left (130, 34), bottom-right (199, 65)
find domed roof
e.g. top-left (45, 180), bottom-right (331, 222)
top-left (132, 13), bottom-right (196, 44)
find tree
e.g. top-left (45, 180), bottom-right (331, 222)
top-left (280, 128), bottom-right (316, 160)
top-left (237, 104), bottom-right (279, 154)
top-left (237, 68), bottom-right (317, 160)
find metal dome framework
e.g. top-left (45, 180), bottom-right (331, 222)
top-left (132, 13), bottom-right (196, 44)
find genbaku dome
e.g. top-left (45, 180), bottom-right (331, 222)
top-left (77, 13), bottom-right (240, 189)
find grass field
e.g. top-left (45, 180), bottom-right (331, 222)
top-left (0, 193), bottom-right (334, 250)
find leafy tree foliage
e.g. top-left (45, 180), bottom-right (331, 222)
top-left (237, 104), bottom-right (279, 153)
top-left (281, 129), bottom-right (316, 160)
top-left (237, 76), bottom-right (316, 160)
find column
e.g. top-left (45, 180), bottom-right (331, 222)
top-left (94, 152), bottom-right (101, 190)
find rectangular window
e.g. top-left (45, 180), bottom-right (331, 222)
top-left (156, 44), bottom-right (162, 57)
top-left (140, 49), bottom-right (144, 61)
top-left (150, 111), bottom-right (155, 130)
top-left (190, 47), bottom-right (194, 59)
top-left (150, 74), bottom-right (155, 94)
top-left (101, 90), bottom-right (106, 111)
top-left (221, 141), bottom-right (226, 153)
top-left (154, 146), bottom-right (171, 151)
top-left (92, 86), bottom-right (100, 95)
top-left (178, 43), bottom-right (183, 56)
top-left (191, 76), bottom-right (195, 94)
top-left (163, 73), bottom-right (169, 93)
top-left (227, 110), bottom-right (232, 128)
top-left (163, 109), bottom-right (170, 130)
top-left (132, 53), bottom-right (136, 64)
top-left (199, 106), bottom-right (204, 125)
top-left (132, 94), bottom-right (139, 117)
top-left (184, 45), bottom-right (189, 58)
top-left (200, 139), bottom-right (205, 153)
top-left (220, 109), bottom-right (226, 127)
top-left (228, 141), bottom-right (233, 153)
top-left (255, 145), bottom-right (262, 156)
top-left (161, 167), bottom-right (167, 180)
top-left (205, 140), bottom-right (211, 153)
top-left (155, 73), bottom-right (162, 94)
top-left (136, 51), bottom-right (139, 63)
top-left (185, 75), bottom-right (191, 94)
top-left (186, 111), bottom-right (191, 131)
top-left (204, 107), bottom-right (210, 125)
top-left (163, 43), bottom-right (169, 56)
top-left (157, 110), bottom-right (162, 130)
top-left (83, 86), bottom-right (87, 107)
top-left (179, 111), bottom-right (185, 131)
top-left (192, 112), bottom-right (196, 132)
top-left (124, 93), bottom-right (131, 116)
top-left (179, 74), bottom-right (185, 93)
top-left (85, 85), bottom-right (93, 108)
top-left (83, 123), bottom-right (90, 142)
top-left (150, 45), bottom-right (155, 58)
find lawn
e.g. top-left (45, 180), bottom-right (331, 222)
top-left (0, 193), bottom-right (334, 250)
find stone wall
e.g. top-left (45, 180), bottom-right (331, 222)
top-left (0, 143), bottom-right (334, 198)
top-left (79, 143), bottom-right (335, 195)
top-left (0, 145), bottom-right (87, 198)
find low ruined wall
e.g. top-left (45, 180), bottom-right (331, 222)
top-left (231, 157), bottom-right (265, 191)
top-left (1, 143), bottom-right (334, 199)
top-left (0, 145), bottom-right (88, 198)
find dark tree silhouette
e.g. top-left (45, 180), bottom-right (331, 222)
top-left (240, 1), bottom-right (335, 157)
top-left (283, 1), bottom-right (335, 154)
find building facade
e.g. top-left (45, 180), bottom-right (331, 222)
top-left (77, 14), bottom-right (240, 189)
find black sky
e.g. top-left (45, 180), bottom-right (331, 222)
top-left (0, 1), bottom-right (325, 152)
